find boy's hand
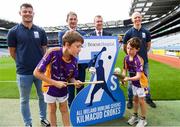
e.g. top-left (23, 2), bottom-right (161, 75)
top-left (123, 77), bottom-right (130, 82)
top-left (120, 79), bottom-right (125, 84)
top-left (74, 80), bottom-right (82, 88)
top-left (55, 81), bottom-right (67, 88)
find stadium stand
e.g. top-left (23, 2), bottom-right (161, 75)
top-left (130, 0), bottom-right (180, 57)
top-left (130, 0), bottom-right (180, 21)
top-left (46, 32), bottom-right (59, 47)
top-left (0, 0), bottom-right (180, 57)
top-left (0, 19), bottom-right (17, 47)
top-left (149, 4), bottom-right (180, 57)
top-left (0, 28), bottom-right (8, 47)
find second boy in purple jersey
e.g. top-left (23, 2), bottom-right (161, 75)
top-left (34, 31), bottom-right (84, 127)
top-left (122, 37), bottom-right (148, 127)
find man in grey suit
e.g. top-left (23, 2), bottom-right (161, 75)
top-left (89, 15), bottom-right (112, 36)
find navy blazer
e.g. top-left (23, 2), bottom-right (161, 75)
top-left (58, 29), bottom-right (86, 46)
top-left (88, 30), bottom-right (112, 36)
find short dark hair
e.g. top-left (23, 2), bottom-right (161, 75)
top-left (127, 37), bottom-right (141, 49)
top-left (62, 31), bottom-right (84, 46)
top-left (20, 3), bottom-right (33, 9)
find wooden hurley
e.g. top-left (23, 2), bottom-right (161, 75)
top-left (44, 80), bottom-right (104, 87)
top-left (113, 73), bottom-right (125, 80)
top-left (67, 80), bottom-right (104, 85)
top-left (113, 73), bottom-right (127, 87)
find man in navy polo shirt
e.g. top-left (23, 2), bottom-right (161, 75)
top-left (7, 3), bottom-right (50, 127)
top-left (123, 12), bottom-right (156, 109)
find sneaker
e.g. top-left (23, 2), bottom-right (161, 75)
top-left (146, 98), bottom-right (156, 108)
top-left (136, 119), bottom-right (147, 127)
top-left (40, 119), bottom-right (50, 127)
top-left (127, 100), bottom-right (133, 109)
top-left (127, 115), bottom-right (139, 125)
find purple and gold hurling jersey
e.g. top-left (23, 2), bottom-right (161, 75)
top-left (37, 47), bottom-right (78, 97)
top-left (124, 54), bottom-right (148, 88)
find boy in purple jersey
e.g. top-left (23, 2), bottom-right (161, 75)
top-left (34, 31), bottom-right (84, 127)
top-left (121, 37), bottom-right (148, 127)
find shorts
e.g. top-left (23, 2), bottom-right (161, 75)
top-left (44, 93), bottom-right (69, 103)
top-left (132, 85), bottom-right (146, 98)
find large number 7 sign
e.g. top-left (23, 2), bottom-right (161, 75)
top-left (70, 36), bottom-right (125, 126)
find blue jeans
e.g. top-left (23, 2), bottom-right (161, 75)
top-left (128, 63), bottom-right (151, 101)
top-left (17, 74), bottom-right (47, 126)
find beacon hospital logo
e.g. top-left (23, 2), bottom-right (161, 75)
top-left (70, 36), bottom-right (125, 126)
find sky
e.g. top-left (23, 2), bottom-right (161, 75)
top-left (0, 0), bottom-right (131, 27)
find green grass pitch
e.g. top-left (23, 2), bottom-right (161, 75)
top-left (0, 50), bottom-right (180, 100)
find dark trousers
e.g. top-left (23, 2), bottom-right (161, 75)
top-left (68, 63), bottom-right (87, 107)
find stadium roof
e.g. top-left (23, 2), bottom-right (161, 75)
top-left (45, 0), bottom-right (180, 31)
top-left (1, 0), bottom-right (180, 32)
top-left (130, 0), bottom-right (180, 21)
top-left (0, 19), bottom-right (17, 30)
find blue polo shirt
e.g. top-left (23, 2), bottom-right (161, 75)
top-left (123, 27), bottom-right (151, 63)
top-left (7, 23), bottom-right (47, 75)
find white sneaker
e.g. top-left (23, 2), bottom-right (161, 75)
top-left (136, 119), bottom-right (147, 127)
top-left (127, 115), bottom-right (139, 125)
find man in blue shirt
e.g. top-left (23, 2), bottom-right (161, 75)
top-left (123, 12), bottom-right (156, 109)
top-left (7, 3), bottom-right (50, 127)
top-left (58, 11), bottom-right (87, 108)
